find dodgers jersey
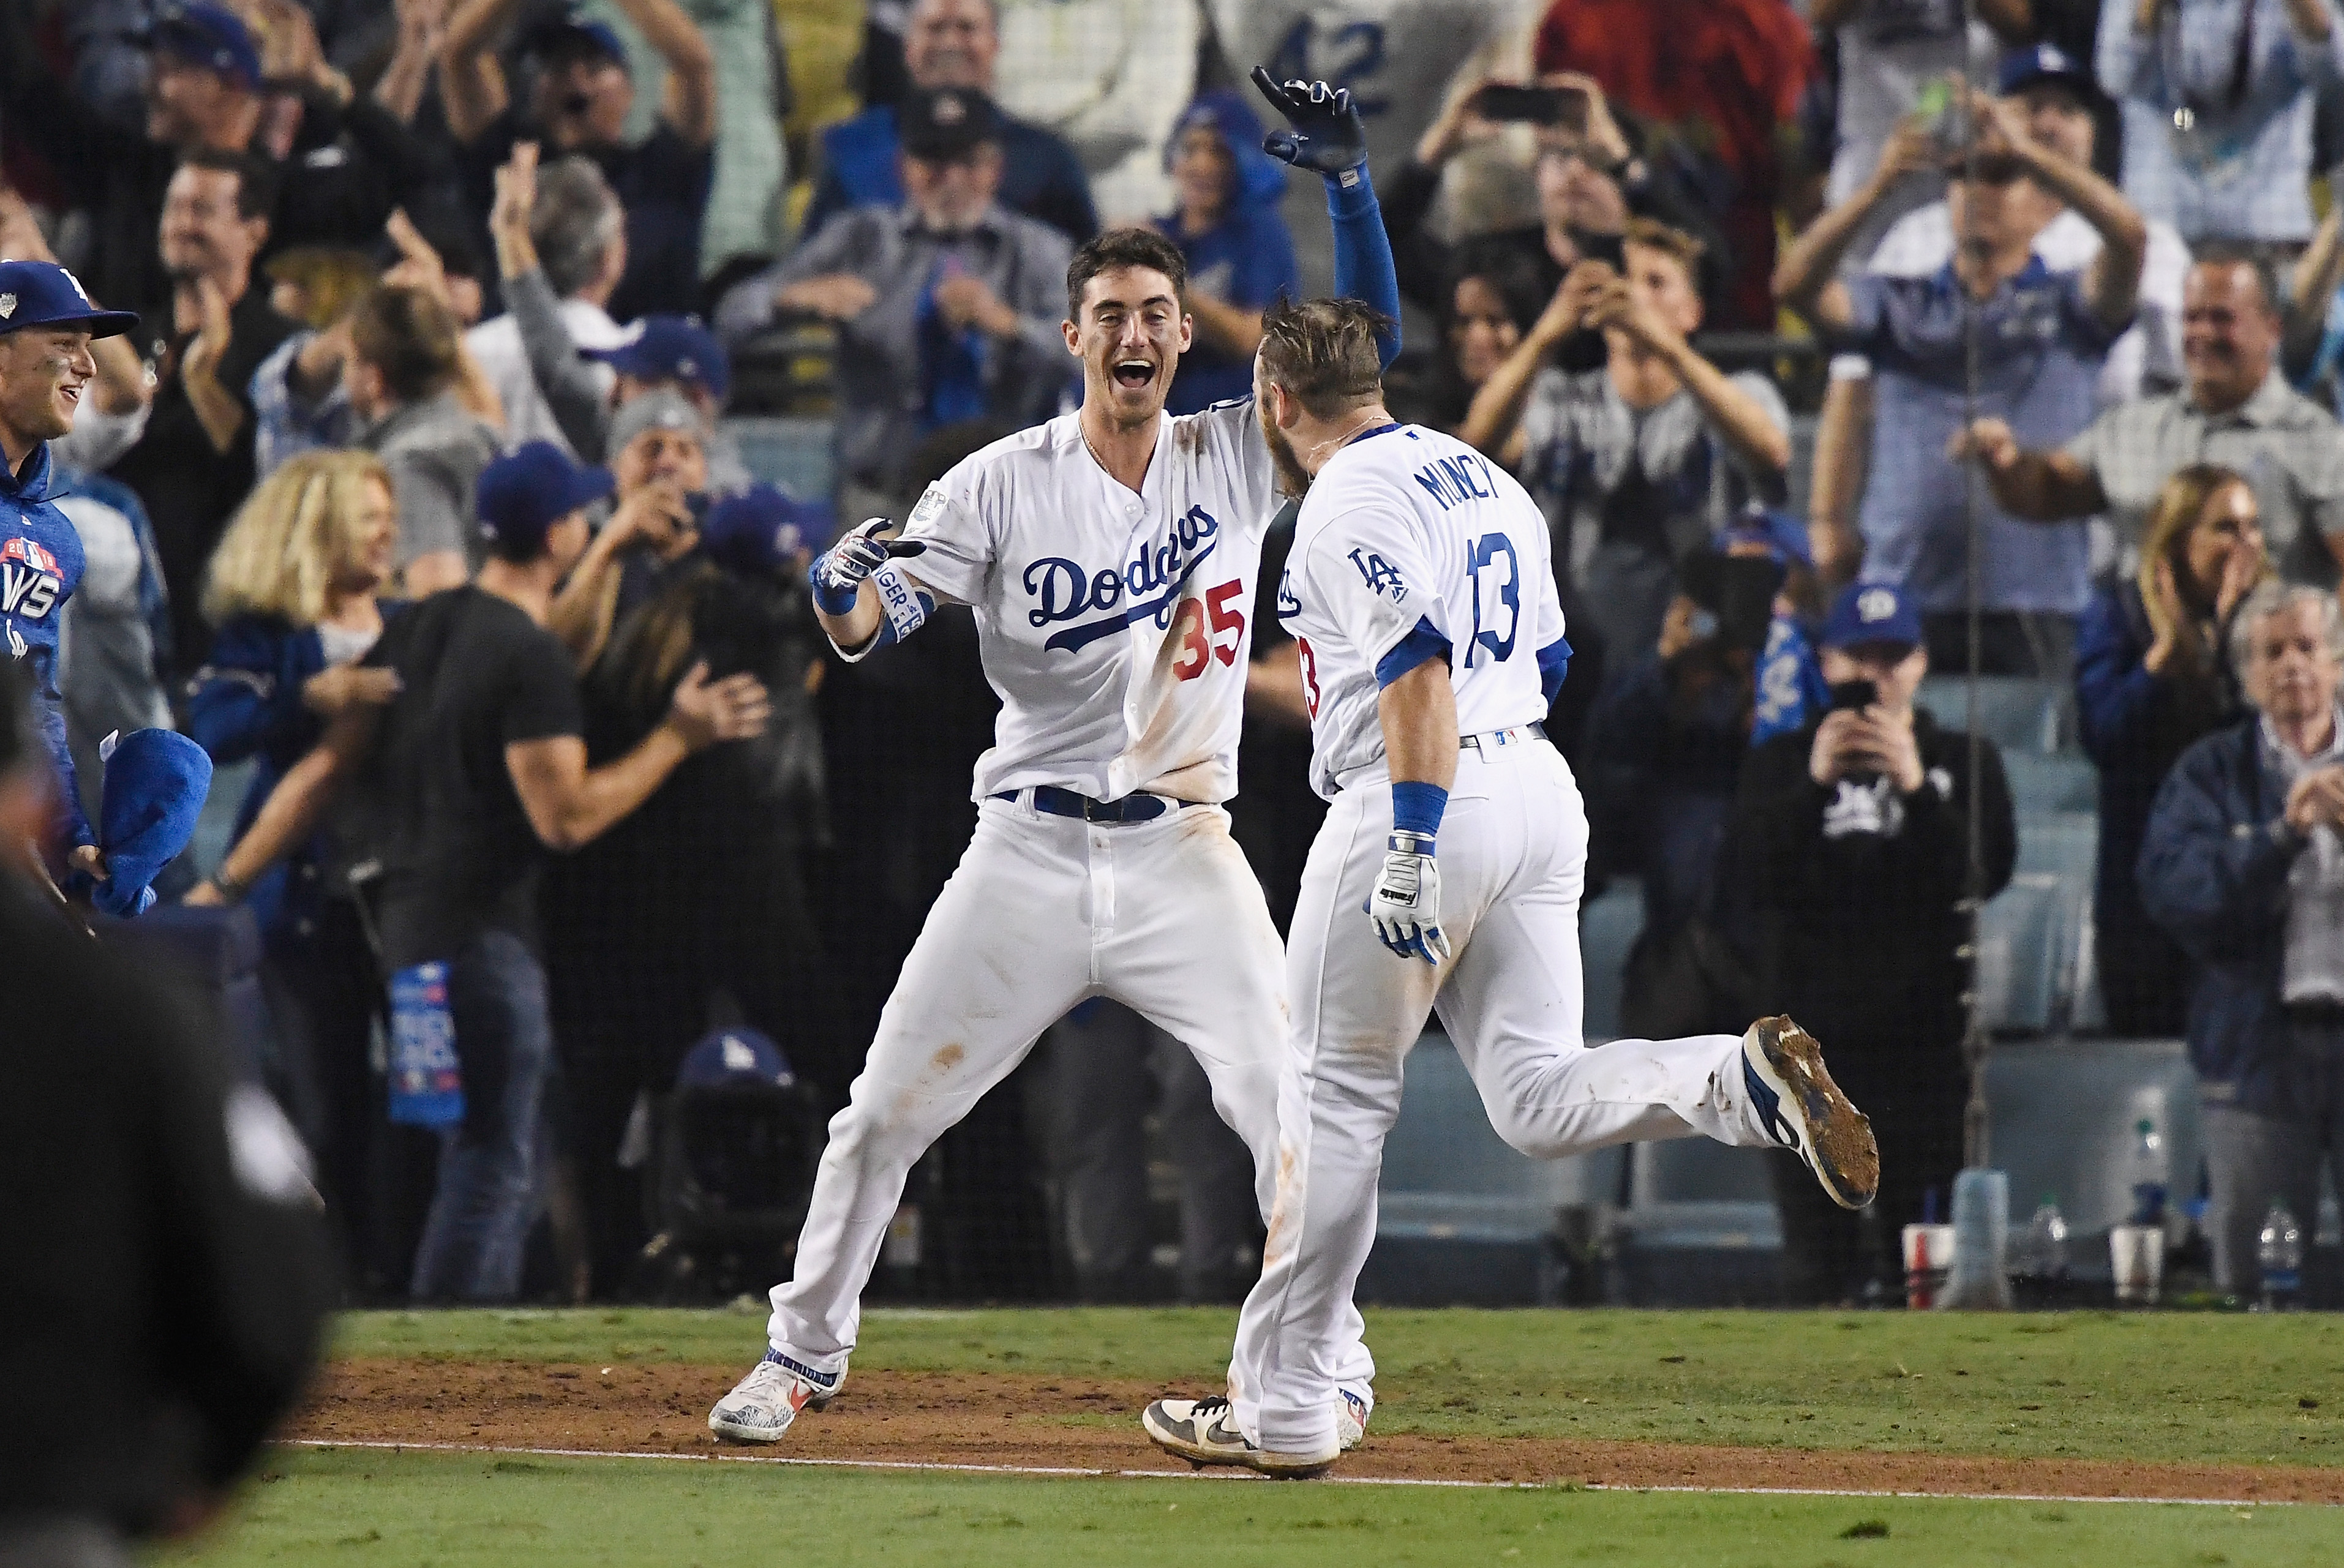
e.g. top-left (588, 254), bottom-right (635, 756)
top-left (883, 402), bottom-right (1279, 804)
top-left (1, 441), bottom-right (91, 846)
top-left (1279, 423), bottom-right (1563, 800)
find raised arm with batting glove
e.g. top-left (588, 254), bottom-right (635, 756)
top-left (1252, 68), bottom-right (1402, 372)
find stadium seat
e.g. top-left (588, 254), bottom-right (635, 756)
top-left (1916, 673), bottom-right (2068, 756)
top-left (1579, 876), bottom-right (1643, 1045)
top-left (1362, 1033), bottom-right (1625, 1307)
top-left (1983, 1037), bottom-right (2203, 1279)
top-left (187, 754), bottom-right (255, 883)
top-left (1977, 874), bottom-right (2062, 1033)
top-left (724, 415), bottom-right (836, 503)
top-left (1609, 1137), bottom-right (1784, 1306)
top-left (2000, 752), bottom-right (2100, 815)
top-left (1969, 811), bottom-right (2102, 1035)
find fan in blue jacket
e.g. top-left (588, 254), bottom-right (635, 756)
top-left (2137, 582), bottom-right (2344, 1294)
top-left (0, 260), bottom-right (138, 883)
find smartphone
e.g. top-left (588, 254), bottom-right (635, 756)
top-left (1916, 78), bottom-right (1964, 157)
top-left (1470, 83), bottom-right (1588, 131)
top-left (1828, 679), bottom-right (1879, 713)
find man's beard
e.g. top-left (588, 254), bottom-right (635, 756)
top-left (1260, 407), bottom-right (1311, 497)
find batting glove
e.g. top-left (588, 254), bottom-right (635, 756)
top-left (811, 517), bottom-right (925, 615)
top-left (1252, 67), bottom-right (1368, 176)
top-left (1367, 831), bottom-right (1451, 965)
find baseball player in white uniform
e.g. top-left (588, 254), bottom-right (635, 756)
top-left (1143, 298), bottom-right (1882, 1477)
top-left (710, 73), bottom-right (1400, 1446)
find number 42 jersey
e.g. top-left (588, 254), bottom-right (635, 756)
top-left (1279, 423), bottom-right (1565, 801)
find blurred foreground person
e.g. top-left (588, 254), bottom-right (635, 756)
top-left (0, 661), bottom-right (336, 1567)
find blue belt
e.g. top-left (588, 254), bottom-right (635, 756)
top-left (991, 785), bottom-right (1196, 823)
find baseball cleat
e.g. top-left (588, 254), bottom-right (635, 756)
top-left (1741, 1015), bottom-right (1879, 1210)
top-left (1141, 1396), bottom-right (1342, 1478)
top-left (708, 1349), bottom-right (843, 1444)
top-left (1339, 1387), bottom-right (1370, 1451)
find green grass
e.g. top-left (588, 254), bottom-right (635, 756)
top-left (337, 1307), bottom-right (2344, 1467)
top-left (165, 1447), bottom-right (2335, 1568)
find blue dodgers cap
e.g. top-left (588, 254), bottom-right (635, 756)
top-left (700, 484), bottom-right (836, 576)
top-left (0, 261), bottom-right (139, 339)
top-left (475, 440), bottom-right (614, 553)
top-left (148, 1), bottom-right (263, 89)
top-left (584, 315), bottom-right (731, 402)
top-left (676, 1028), bottom-right (795, 1089)
top-left (1998, 42), bottom-right (2094, 97)
top-left (1821, 582), bottom-right (1924, 651)
top-left (1722, 507), bottom-right (1812, 569)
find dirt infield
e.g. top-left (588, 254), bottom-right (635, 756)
top-left (296, 1359), bottom-right (2344, 1503)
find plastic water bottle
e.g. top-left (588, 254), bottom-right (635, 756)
top-left (2012, 1193), bottom-right (2069, 1306)
top-left (2258, 1201), bottom-right (2304, 1312)
top-left (2128, 1118), bottom-right (2168, 1225)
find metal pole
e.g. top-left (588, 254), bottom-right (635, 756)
top-left (1954, 32), bottom-right (1993, 1173)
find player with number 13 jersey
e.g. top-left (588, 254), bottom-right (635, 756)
top-left (1144, 299), bottom-right (1884, 1479)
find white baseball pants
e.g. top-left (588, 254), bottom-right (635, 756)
top-left (765, 792), bottom-right (1366, 1385)
top-left (1230, 737), bottom-right (1775, 1455)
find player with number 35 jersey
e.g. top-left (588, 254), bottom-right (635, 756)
top-left (1143, 299), bottom-right (1884, 1479)
top-left (710, 72), bottom-right (1392, 1452)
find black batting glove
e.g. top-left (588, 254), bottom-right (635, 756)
top-left (1252, 66), bottom-right (1369, 176)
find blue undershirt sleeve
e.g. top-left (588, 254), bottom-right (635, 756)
top-left (1536, 635), bottom-right (1574, 708)
top-left (1326, 165), bottom-right (1402, 370)
top-left (1375, 616), bottom-right (1452, 688)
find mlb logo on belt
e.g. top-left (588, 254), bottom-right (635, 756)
top-left (0, 537), bottom-right (59, 576)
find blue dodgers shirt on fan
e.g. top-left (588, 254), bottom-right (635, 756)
top-left (1, 442), bottom-right (91, 845)
top-left (847, 401), bottom-right (1280, 806)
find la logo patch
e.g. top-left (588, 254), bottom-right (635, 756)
top-left (0, 294), bottom-right (14, 320)
top-left (1857, 587), bottom-right (1898, 624)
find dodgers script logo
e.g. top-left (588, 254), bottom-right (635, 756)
top-left (0, 535), bottom-right (62, 622)
top-left (1024, 505), bottom-right (1220, 652)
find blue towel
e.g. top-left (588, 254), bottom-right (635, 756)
top-left (89, 729), bottom-right (213, 917)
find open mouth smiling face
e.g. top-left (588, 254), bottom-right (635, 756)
top-left (1069, 263), bottom-right (1191, 421)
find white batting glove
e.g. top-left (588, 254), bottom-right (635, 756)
top-left (811, 518), bottom-right (924, 615)
top-left (1367, 832), bottom-right (1451, 964)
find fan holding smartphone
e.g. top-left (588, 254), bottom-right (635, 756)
top-left (1806, 585), bottom-right (1930, 800)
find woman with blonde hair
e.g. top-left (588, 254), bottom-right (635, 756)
top-left (2077, 462), bottom-right (2271, 1034)
top-left (187, 450), bottom-right (410, 1287)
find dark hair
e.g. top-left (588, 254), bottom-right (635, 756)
top-left (176, 146), bottom-right (278, 220)
top-left (1065, 227), bottom-right (1187, 323)
top-left (1258, 296), bottom-right (1390, 419)
top-left (1441, 241), bottom-right (1546, 342)
top-left (347, 284), bottom-right (462, 403)
top-left (2191, 242), bottom-right (2285, 320)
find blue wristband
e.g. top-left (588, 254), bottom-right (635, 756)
top-left (1390, 781), bottom-right (1448, 842)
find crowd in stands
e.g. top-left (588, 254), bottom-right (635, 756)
top-left (10, 0), bottom-right (2344, 1311)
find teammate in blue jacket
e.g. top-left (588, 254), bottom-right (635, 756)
top-left (0, 259), bottom-right (140, 877)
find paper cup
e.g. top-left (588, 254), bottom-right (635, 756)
top-left (2109, 1222), bottom-right (2164, 1305)
top-left (1903, 1223), bottom-right (1956, 1310)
